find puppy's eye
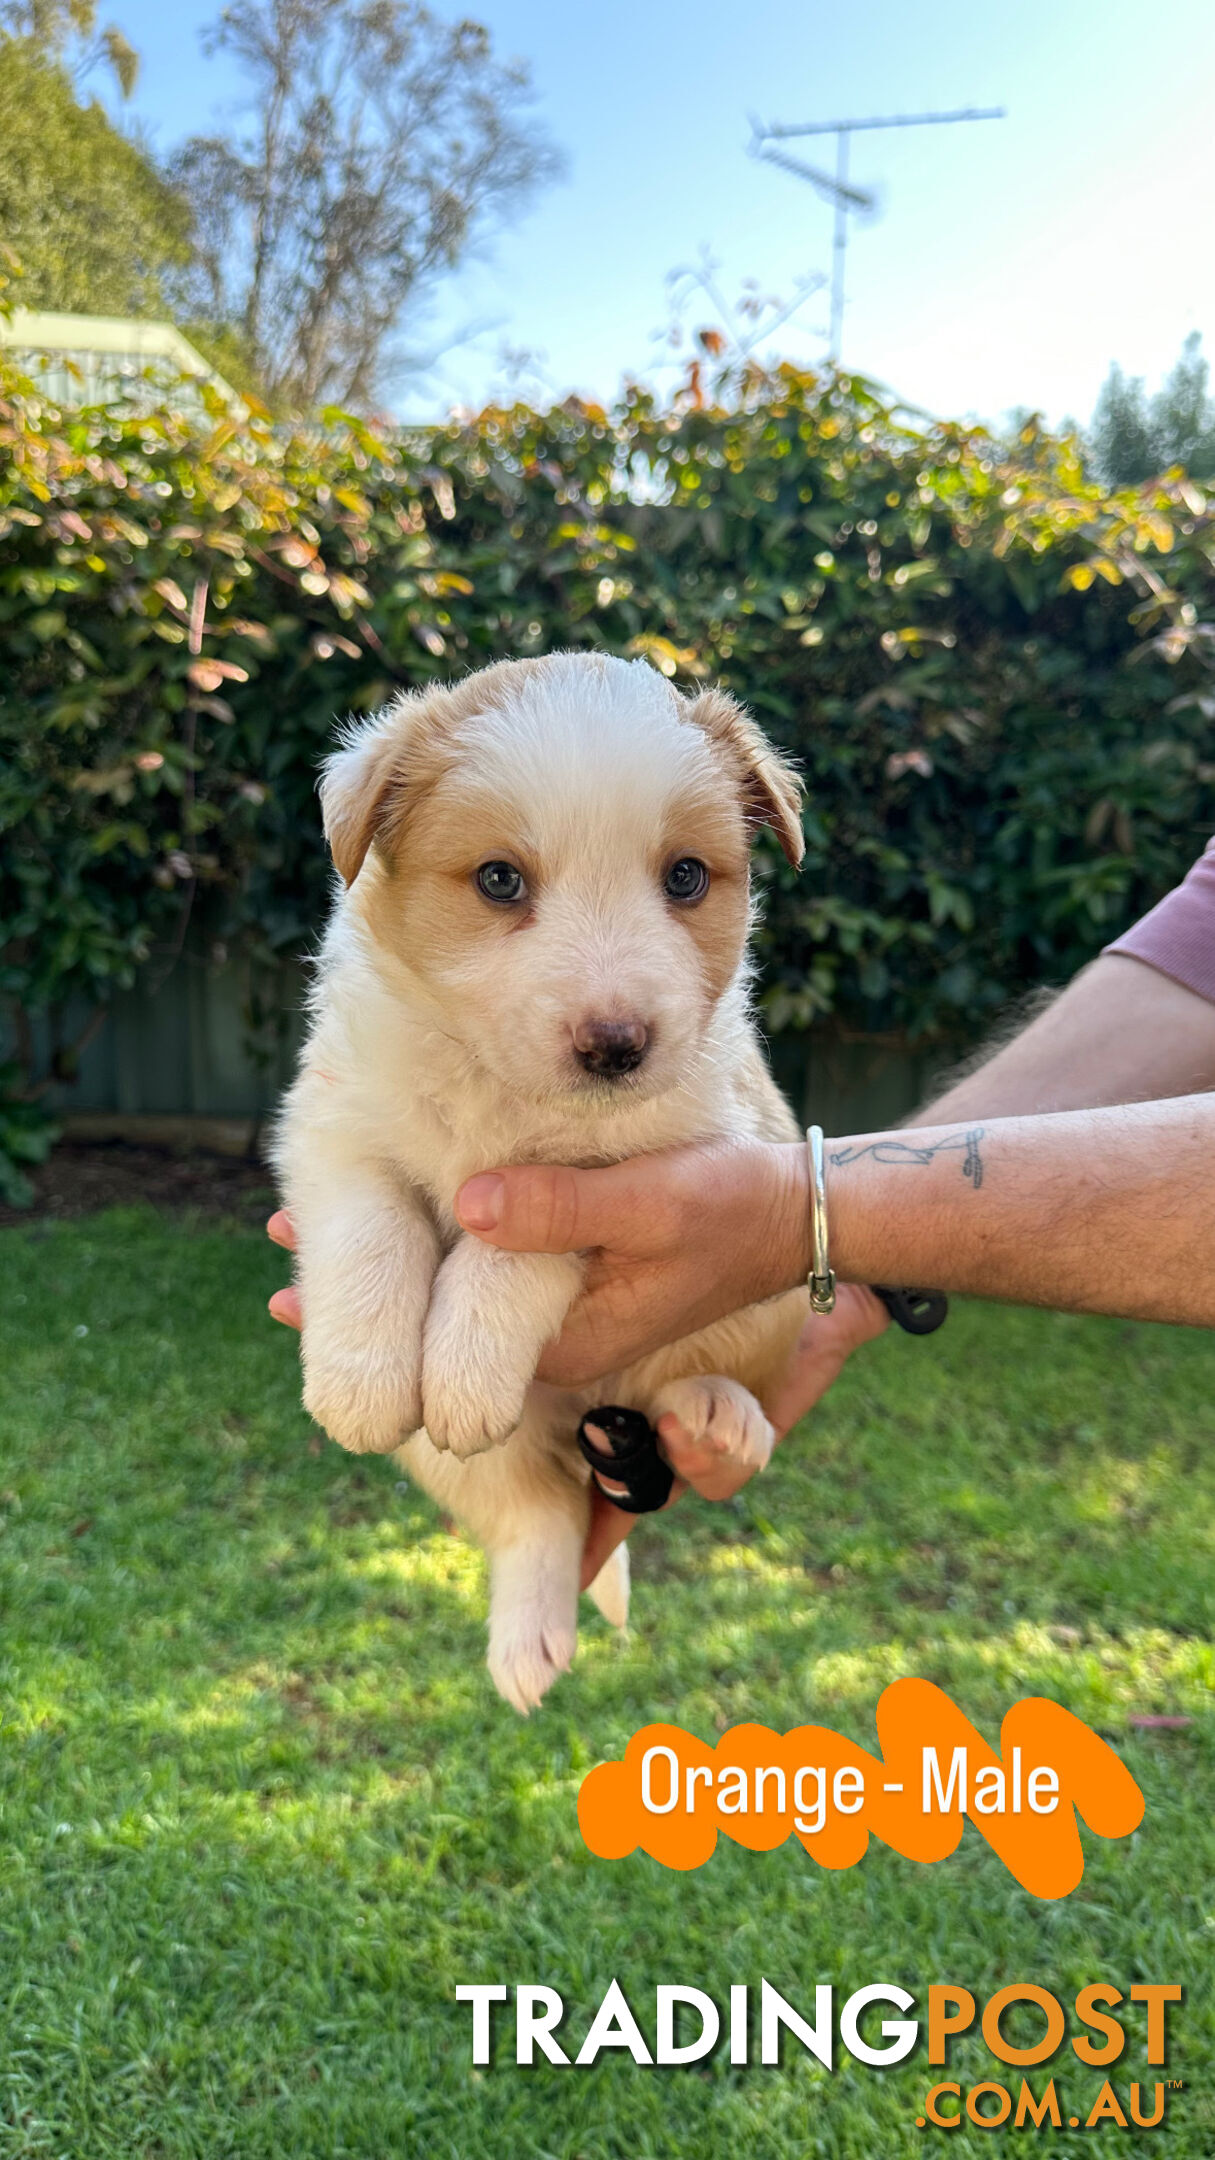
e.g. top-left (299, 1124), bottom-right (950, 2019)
top-left (476, 860), bottom-right (526, 904)
top-left (664, 857), bottom-right (709, 904)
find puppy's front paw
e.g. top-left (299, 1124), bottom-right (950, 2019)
top-left (421, 1307), bottom-right (527, 1460)
top-left (650, 1374), bottom-right (775, 1476)
top-left (420, 1353), bottom-right (524, 1460)
top-left (421, 1237), bottom-right (581, 1459)
top-left (302, 1342), bottom-right (422, 1457)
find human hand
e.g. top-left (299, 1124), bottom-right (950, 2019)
top-left (447, 1144), bottom-right (888, 1583)
top-left (267, 1209), bottom-right (301, 1326)
top-left (268, 1139), bottom-right (889, 1584)
top-left (271, 1140), bottom-right (812, 1375)
top-left (578, 1279), bottom-right (889, 1587)
top-left (453, 1138), bottom-right (812, 1386)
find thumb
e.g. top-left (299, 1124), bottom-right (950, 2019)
top-left (580, 1483), bottom-right (635, 1589)
top-left (454, 1158), bottom-right (652, 1254)
top-left (580, 1469), bottom-right (688, 1590)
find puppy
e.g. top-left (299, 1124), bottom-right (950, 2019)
top-left (274, 653), bottom-right (809, 1711)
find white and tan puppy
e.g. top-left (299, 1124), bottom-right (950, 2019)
top-left (274, 652), bottom-right (809, 1711)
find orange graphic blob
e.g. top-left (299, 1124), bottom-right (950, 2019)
top-left (577, 1680), bottom-right (1144, 1898)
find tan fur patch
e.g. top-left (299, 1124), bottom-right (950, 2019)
top-left (357, 780), bottom-right (538, 985)
top-left (682, 685), bottom-right (805, 866)
top-left (341, 658), bottom-right (800, 1037)
top-left (323, 657), bottom-right (553, 886)
top-left (360, 716), bottom-right (758, 1013)
top-left (656, 771), bottom-right (751, 1006)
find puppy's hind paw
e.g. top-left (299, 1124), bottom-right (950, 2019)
top-left (487, 1542), bottom-right (580, 1714)
top-left (488, 1609), bottom-right (576, 1716)
top-left (650, 1374), bottom-right (775, 1476)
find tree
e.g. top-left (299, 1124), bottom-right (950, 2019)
top-left (1150, 332), bottom-right (1215, 475)
top-left (0, 0), bottom-right (138, 95)
top-left (0, 32), bottom-right (191, 317)
top-left (1090, 333), bottom-right (1215, 485)
top-left (173, 0), bottom-right (561, 413)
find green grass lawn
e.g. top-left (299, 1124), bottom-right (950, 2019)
top-left (0, 1205), bottom-right (1212, 2158)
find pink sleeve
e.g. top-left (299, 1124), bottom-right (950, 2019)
top-left (1104, 836), bottom-right (1215, 1003)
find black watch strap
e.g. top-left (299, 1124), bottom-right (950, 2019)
top-left (577, 1405), bottom-right (675, 1514)
top-left (870, 1285), bottom-right (949, 1335)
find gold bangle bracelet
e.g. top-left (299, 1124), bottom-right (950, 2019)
top-left (806, 1123), bottom-right (837, 1315)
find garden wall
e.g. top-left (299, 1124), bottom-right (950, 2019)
top-left (36, 955), bottom-right (935, 1143)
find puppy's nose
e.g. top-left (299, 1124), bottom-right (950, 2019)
top-left (573, 1016), bottom-right (649, 1077)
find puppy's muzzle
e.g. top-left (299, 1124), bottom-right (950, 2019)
top-left (573, 1016), bottom-right (649, 1078)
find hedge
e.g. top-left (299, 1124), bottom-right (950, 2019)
top-left (2, 358), bottom-right (1213, 1189)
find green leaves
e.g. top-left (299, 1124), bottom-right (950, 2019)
top-left (2, 354), bottom-right (1215, 1191)
top-left (0, 1061), bottom-right (55, 1205)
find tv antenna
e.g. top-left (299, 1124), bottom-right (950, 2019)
top-left (748, 105), bottom-right (1005, 363)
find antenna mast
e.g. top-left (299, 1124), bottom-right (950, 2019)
top-left (749, 105), bottom-right (1005, 362)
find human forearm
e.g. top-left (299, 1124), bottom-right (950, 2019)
top-left (821, 1097), bottom-right (1215, 1327)
top-left (439, 1095), bottom-right (1215, 1391)
top-left (922, 954), bottom-right (1215, 1123)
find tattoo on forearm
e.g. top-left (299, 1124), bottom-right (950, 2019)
top-left (828, 1126), bottom-right (985, 1189)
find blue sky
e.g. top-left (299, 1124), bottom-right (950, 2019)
top-left (111, 0), bottom-right (1215, 428)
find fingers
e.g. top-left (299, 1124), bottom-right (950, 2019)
top-left (455, 1156), bottom-right (675, 1254)
top-left (579, 1402), bottom-right (756, 1595)
top-left (579, 1470), bottom-right (689, 1591)
top-left (764, 1284), bottom-right (889, 1438)
top-left (267, 1213), bottom-right (300, 1328)
top-left (656, 1413), bottom-right (760, 1502)
top-left (580, 1485), bottom-right (635, 1589)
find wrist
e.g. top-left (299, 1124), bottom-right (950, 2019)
top-left (823, 1139), bottom-right (877, 1285)
top-left (764, 1139), bottom-right (814, 1296)
top-left (818, 1122), bottom-right (979, 1292)
top-left (782, 1128), bottom-right (899, 1293)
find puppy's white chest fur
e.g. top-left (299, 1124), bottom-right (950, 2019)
top-left (274, 652), bottom-right (808, 1711)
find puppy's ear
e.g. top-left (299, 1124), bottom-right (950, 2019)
top-left (684, 687), bottom-right (805, 867)
top-left (320, 683), bottom-right (461, 885)
top-left (320, 662), bottom-right (540, 885)
top-left (319, 718), bottom-right (410, 886)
